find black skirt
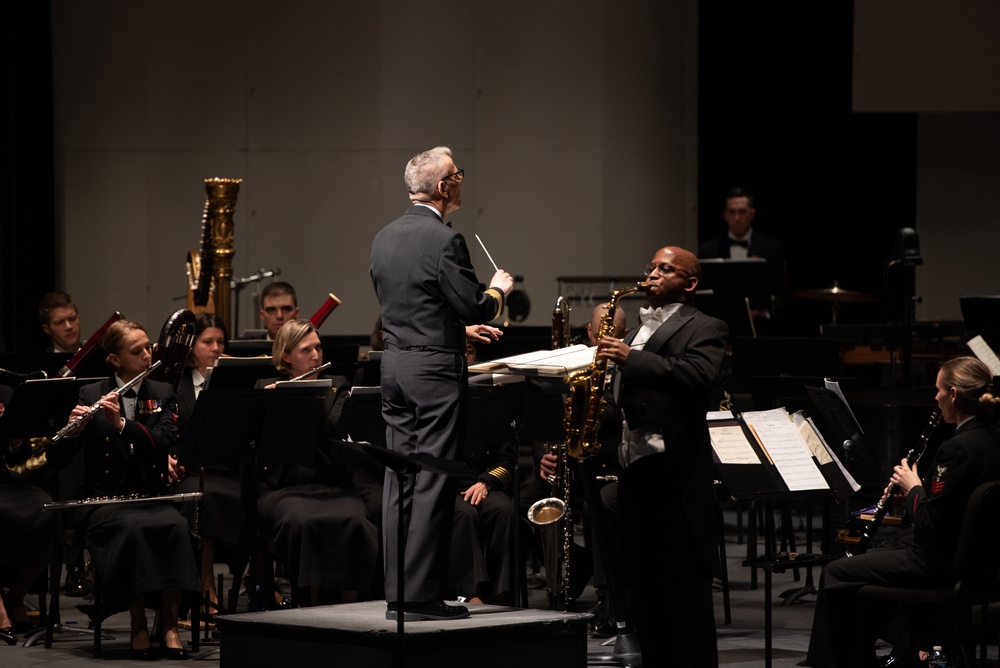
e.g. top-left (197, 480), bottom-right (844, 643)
top-left (257, 484), bottom-right (378, 593)
top-left (0, 483), bottom-right (53, 566)
top-left (73, 502), bottom-right (200, 612)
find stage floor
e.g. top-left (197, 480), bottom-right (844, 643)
top-left (217, 601), bottom-right (590, 667)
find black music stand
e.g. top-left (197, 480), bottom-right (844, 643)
top-left (697, 258), bottom-right (771, 338)
top-left (339, 388), bottom-right (465, 668)
top-left (1, 377), bottom-right (111, 649)
top-left (805, 384), bottom-right (884, 491)
top-left (0, 377), bottom-right (96, 439)
top-left (203, 357), bottom-right (275, 391)
top-left (181, 383), bottom-right (332, 616)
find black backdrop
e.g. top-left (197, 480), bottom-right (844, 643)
top-left (697, 2), bottom-right (918, 337)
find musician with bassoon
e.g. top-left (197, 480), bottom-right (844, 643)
top-left (56, 319), bottom-right (198, 660)
top-left (592, 245), bottom-right (728, 667)
top-left (804, 356), bottom-right (1000, 668)
top-left (253, 319), bottom-right (379, 606)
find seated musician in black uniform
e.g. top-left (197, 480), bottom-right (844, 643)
top-left (804, 356), bottom-right (1000, 668)
top-left (172, 312), bottom-right (237, 617)
top-left (59, 319), bottom-right (198, 660)
top-left (0, 383), bottom-right (54, 643)
top-left (254, 319), bottom-right (379, 606)
top-left (449, 340), bottom-right (516, 606)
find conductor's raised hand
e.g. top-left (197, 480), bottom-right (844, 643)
top-left (490, 270), bottom-right (514, 295)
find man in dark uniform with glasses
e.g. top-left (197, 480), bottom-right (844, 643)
top-left (370, 145), bottom-right (513, 621)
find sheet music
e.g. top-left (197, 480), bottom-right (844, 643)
top-left (468, 344), bottom-right (594, 376)
top-left (793, 411), bottom-right (861, 494)
top-left (742, 408), bottom-right (829, 491)
top-left (708, 424), bottom-right (760, 464)
top-left (968, 334), bottom-right (1000, 377)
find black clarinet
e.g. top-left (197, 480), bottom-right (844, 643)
top-left (847, 410), bottom-right (941, 556)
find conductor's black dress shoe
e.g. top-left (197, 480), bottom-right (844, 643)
top-left (385, 600), bottom-right (470, 621)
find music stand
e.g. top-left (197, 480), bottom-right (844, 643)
top-left (339, 388), bottom-right (465, 668)
top-left (696, 259), bottom-right (770, 339)
top-left (0, 352), bottom-right (73, 381)
top-left (180, 384), bottom-right (332, 621)
top-left (203, 357), bottom-right (275, 391)
top-left (805, 385), bottom-right (885, 491)
top-left (2, 377), bottom-right (113, 649)
top-left (0, 377), bottom-right (96, 439)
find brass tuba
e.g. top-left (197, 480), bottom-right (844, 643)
top-left (562, 283), bottom-right (646, 459)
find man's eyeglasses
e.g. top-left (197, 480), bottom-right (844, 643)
top-left (442, 168), bottom-right (465, 183)
top-left (643, 262), bottom-right (688, 277)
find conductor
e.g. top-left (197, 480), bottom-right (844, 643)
top-left (370, 145), bottom-right (513, 621)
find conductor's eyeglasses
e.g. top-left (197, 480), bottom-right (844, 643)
top-left (643, 262), bottom-right (687, 277)
top-left (442, 168), bottom-right (465, 183)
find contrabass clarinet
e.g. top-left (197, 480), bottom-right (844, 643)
top-left (526, 295), bottom-right (575, 610)
top-left (847, 409), bottom-right (942, 556)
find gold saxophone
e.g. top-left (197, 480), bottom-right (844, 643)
top-left (563, 283), bottom-right (646, 459)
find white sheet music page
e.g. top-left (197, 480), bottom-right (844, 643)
top-left (742, 408), bottom-right (829, 491)
top-left (468, 344), bottom-right (593, 376)
top-left (968, 335), bottom-right (1000, 377)
top-left (708, 424), bottom-right (761, 464)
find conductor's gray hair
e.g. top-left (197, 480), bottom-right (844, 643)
top-left (404, 146), bottom-right (453, 196)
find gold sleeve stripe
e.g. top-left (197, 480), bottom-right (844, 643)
top-left (484, 288), bottom-right (505, 321)
top-left (485, 465), bottom-right (512, 488)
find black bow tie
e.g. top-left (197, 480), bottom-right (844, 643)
top-left (123, 389), bottom-right (137, 399)
top-left (729, 239), bottom-right (749, 249)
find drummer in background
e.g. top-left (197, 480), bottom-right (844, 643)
top-left (59, 319), bottom-right (198, 660)
top-left (699, 187), bottom-right (789, 333)
top-left (173, 312), bottom-right (234, 620)
top-left (38, 291), bottom-right (82, 353)
top-left (254, 319), bottom-right (379, 606)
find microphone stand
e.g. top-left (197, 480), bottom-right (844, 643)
top-left (230, 268), bottom-right (280, 336)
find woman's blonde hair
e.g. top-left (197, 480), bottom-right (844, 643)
top-left (271, 319), bottom-right (317, 374)
top-left (939, 355), bottom-right (999, 414)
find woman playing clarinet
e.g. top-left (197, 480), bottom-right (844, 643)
top-left (804, 356), bottom-right (1000, 668)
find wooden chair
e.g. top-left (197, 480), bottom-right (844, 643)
top-left (856, 480), bottom-right (1000, 668)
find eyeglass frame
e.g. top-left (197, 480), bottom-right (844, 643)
top-left (442, 168), bottom-right (465, 183)
top-left (643, 262), bottom-right (689, 277)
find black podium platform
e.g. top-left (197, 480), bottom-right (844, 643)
top-left (217, 601), bottom-right (589, 668)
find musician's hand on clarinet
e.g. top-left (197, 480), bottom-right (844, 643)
top-left (466, 324), bottom-right (502, 344)
top-left (490, 270), bottom-right (514, 295)
top-left (539, 452), bottom-right (558, 481)
top-left (596, 337), bottom-right (630, 366)
top-left (891, 457), bottom-right (921, 495)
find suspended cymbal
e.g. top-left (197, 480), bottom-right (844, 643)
top-left (793, 285), bottom-right (878, 303)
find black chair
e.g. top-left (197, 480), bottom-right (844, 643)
top-left (857, 480), bottom-right (1000, 667)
